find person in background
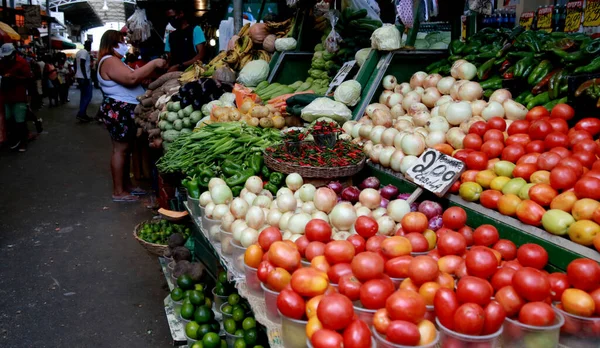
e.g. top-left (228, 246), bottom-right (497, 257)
top-left (96, 30), bottom-right (166, 202)
top-left (164, 5), bottom-right (206, 72)
top-left (0, 43), bottom-right (33, 152)
top-left (56, 56), bottom-right (70, 104)
top-left (29, 56), bottom-right (43, 111)
top-left (42, 55), bottom-right (59, 107)
top-left (74, 40), bottom-right (93, 122)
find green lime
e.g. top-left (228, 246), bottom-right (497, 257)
top-left (242, 317), bottom-right (256, 331)
top-left (194, 283), bottom-right (205, 292)
top-left (181, 303), bottom-right (195, 320)
top-left (233, 338), bottom-right (246, 348)
top-left (243, 328), bottom-right (257, 346)
top-left (194, 305), bottom-right (214, 324)
top-left (234, 329), bottom-right (244, 337)
top-left (178, 274), bottom-right (194, 290)
top-left (221, 304), bottom-right (233, 315)
top-left (202, 332), bottom-right (221, 348)
top-left (205, 297), bottom-right (212, 308)
top-left (209, 320), bottom-right (220, 333)
top-left (228, 294), bottom-right (241, 306)
top-left (197, 323), bottom-right (212, 339)
top-left (224, 318), bottom-right (237, 334)
top-left (185, 321), bottom-right (200, 340)
top-left (232, 308), bottom-right (245, 322)
top-left (218, 272), bottom-right (228, 284)
top-left (191, 342), bottom-right (204, 348)
top-left (182, 298), bottom-right (192, 306)
top-left (215, 285), bottom-right (226, 296)
top-left (253, 346), bottom-right (265, 348)
top-left (220, 339), bottom-right (227, 348)
top-left (189, 290), bottom-right (205, 306)
top-left (170, 287), bottom-right (184, 301)
top-left (184, 290), bottom-right (193, 298)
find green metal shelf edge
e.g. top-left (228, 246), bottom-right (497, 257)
top-left (363, 162), bottom-right (600, 271)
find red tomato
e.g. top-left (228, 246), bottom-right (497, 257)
top-left (354, 216), bottom-right (378, 238)
top-left (573, 139), bottom-right (600, 155)
top-left (495, 285), bottom-right (526, 317)
top-left (351, 252), bottom-right (384, 282)
top-left (529, 119), bottom-right (553, 140)
top-left (517, 153), bottom-right (540, 165)
top-left (575, 117), bottom-right (600, 136)
top-left (469, 121), bottom-right (489, 137)
top-left (528, 183), bottom-right (558, 207)
top-left (550, 146), bottom-right (571, 158)
top-left (343, 319), bottom-right (372, 348)
top-left (574, 176), bottom-right (600, 200)
top-left (461, 170), bottom-right (479, 183)
top-left (464, 133), bottom-right (483, 151)
top-left (401, 212), bottom-right (429, 233)
top-left (507, 120), bottom-right (530, 135)
top-left (305, 220), bottom-right (332, 243)
top-left (365, 235), bottom-right (387, 253)
top-left (434, 288), bottom-right (460, 330)
top-left (537, 152), bottom-right (561, 171)
top-left (572, 151), bottom-right (596, 169)
top-left (559, 157), bottom-right (584, 177)
top-left (547, 118), bottom-right (568, 134)
top-left (405, 233), bottom-right (429, 252)
top-left (305, 241), bottom-right (326, 261)
top-left (480, 189), bottom-right (503, 210)
top-left (481, 140), bottom-right (505, 159)
top-left (295, 236), bottom-right (310, 257)
top-left (373, 309), bottom-right (391, 334)
top-left (567, 258), bottom-right (600, 291)
top-left (492, 239), bottom-right (517, 261)
top-left (502, 144), bottom-right (526, 163)
top-left (386, 320), bottom-right (421, 346)
top-left (277, 289), bottom-right (306, 319)
top-left (327, 263), bottom-right (353, 284)
top-left (484, 129), bottom-right (505, 143)
top-left (258, 226), bottom-right (283, 251)
top-left (465, 246), bottom-right (498, 279)
top-left (550, 166), bottom-right (578, 190)
top-left (550, 103), bottom-right (574, 120)
top-left (442, 207), bottom-right (467, 230)
top-left (324, 240), bottom-right (355, 265)
top-left (386, 289), bottom-right (427, 323)
top-left (454, 150), bottom-right (471, 162)
top-left (257, 260), bottom-right (275, 283)
top-left (491, 267), bottom-right (517, 291)
top-left (526, 140), bottom-right (545, 153)
top-left (482, 301), bottom-right (506, 335)
top-left (488, 117), bottom-right (507, 131)
top-left (544, 131), bottom-right (569, 149)
top-left (311, 329), bottom-right (344, 348)
top-left (569, 129), bottom-right (593, 147)
top-left (518, 302), bottom-right (556, 326)
top-left (456, 276), bottom-right (493, 306)
top-left (473, 224), bottom-right (500, 247)
top-left (347, 234), bottom-right (366, 254)
top-left (454, 303), bottom-right (485, 335)
top-left (506, 134), bottom-right (531, 148)
top-left (590, 288), bottom-right (600, 316)
top-left (526, 106), bottom-right (550, 121)
top-left (466, 151), bottom-right (489, 171)
top-left (438, 255), bottom-right (465, 275)
top-left (385, 256), bottom-right (412, 279)
top-left (408, 256), bottom-right (440, 285)
top-left (437, 231), bottom-right (467, 256)
top-left (458, 226), bottom-right (474, 246)
top-left (547, 272), bottom-right (570, 302)
top-left (503, 260), bottom-right (523, 272)
top-left (317, 293), bottom-right (354, 330)
top-left (512, 163), bottom-right (538, 181)
top-left (338, 274), bottom-right (362, 301)
top-left (512, 267), bottom-right (551, 302)
top-left (360, 278), bottom-right (395, 309)
top-left (517, 243), bottom-right (548, 270)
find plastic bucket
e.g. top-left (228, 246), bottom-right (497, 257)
top-left (437, 317), bottom-right (502, 347)
top-left (307, 337), bottom-right (376, 347)
top-left (261, 282), bottom-right (280, 322)
top-left (225, 331), bottom-right (243, 348)
top-left (244, 264), bottom-right (262, 296)
top-left (187, 195), bottom-right (202, 218)
top-left (554, 304), bottom-right (600, 348)
top-left (230, 239), bottom-right (246, 273)
top-left (211, 287), bottom-right (229, 312)
top-left (353, 301), bottom-right (376, 327)
top-left (280, 310), bottom-right (308, 348)
top-left (502, 308), bottom-right (564, 348)
top-left (202, 215), bottom-right (221, 239)
top-left (373, 326), bottom-right (439, 348)
top-left (301, 259), bottom-right (311, 268)
top-left (220, 230), bottom-right (234, 255)
top-left (390, 277), bottom-right (405, 289)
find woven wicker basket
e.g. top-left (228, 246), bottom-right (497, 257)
top-left (133, 221), bottom-right (169, 256)
top-left (264, 145), bottom-right (366, 179)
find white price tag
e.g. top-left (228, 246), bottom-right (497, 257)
top-left (326, 60), bottom-right (356, 95)
top-left (406, 149), bottom-right (465, 196)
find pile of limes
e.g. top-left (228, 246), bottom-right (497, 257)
top-left (214, 271), bottom-right (235, 297)
top-left (221, 294), bottom-right (263, 348)
top-left (138, 219), bottom-right (191, 244)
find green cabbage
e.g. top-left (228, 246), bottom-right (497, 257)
top-left (201, 100), bottom-right (223, 116)
top-left (355, 48), bottom-right (372, 67)
top-left (371, 24), bottom-right (401, 51)
top-left (334, 80), bottom-right (361, 107)
top-left (301, 98), bottom-right (352, 124)
top-left (275, 38), bottom-right (297, 52)
top-left (237, 60), bottom-right (270, 87)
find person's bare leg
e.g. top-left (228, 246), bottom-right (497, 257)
top-left (111, 140), bottom-right (130, 196)
top-left (123, 141), bottom-right (134, 190)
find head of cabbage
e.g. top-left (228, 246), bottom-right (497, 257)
top-left (371, 24), bottom-right (402, 51)
top-left (334, 80), bottom-right (361, 107)
top-left (237, 60), bottom-right (269, 87)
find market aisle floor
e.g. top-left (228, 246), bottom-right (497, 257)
top-left (0, 87), bottom-right (172, 347)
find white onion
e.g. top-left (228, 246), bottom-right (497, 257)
top-left (377, 215), bottom-right (397, 236)
top-left (351, 123), bottom-right (363, 139)
top-left (426, 130), bottom-right (446, 147)
top-left (414, 87), bottom-right (425, 96)
top-left (240, 188), bottom-right (249, 197)
top-left (312, 211), bottom-right (329, 222)
top-left (437, 76), bottom-right (456, 95)
top-left (359, 124), bottom-right (373, 139)
top-left (390, 150), bottom-right (405, 172)
top-left (450, 80), bottom-right (468, 100)
top-left (259, 189), bottom-right (273, 200)
top-left (427, 116), bottom-right (450, 133)
top-left (212, 204), bottom-right (229, 220)
top-left (233, 221), bottom-right (248, 241)
top-left (221, 212), bottom-right (235, 232)
top-left (210, 185), bottom-right (233, 205)
top-left (412, 111), bottom-right (431, 127)
top-left (359, 117), bottom-right (373, 125)
top-left (446, 101), bottom-right (472, 125)
top-left (394, 119), bottom-right (414, 132)
top-left (438, 102), bottom-right (450, 118)
top-left (390, 104), bottom-right (406, 118)
top-left (401, 132), bottom-right (426, 156)
top-left (371, 109), bottom-right (393, 127)
top-left (457, 62), bottom-right (477, 80)
top-left (387, 199), bottom-right (411, 222)
top-left (343, 121), bottom-right (357, 135)
top-left (199, 191), bottom-right (212, 207)
top-left (205, 202), bottom-right (215, 218)
top-left (366, 103), bottom-right (390, 117)
top-left (290, 234), bottom-right (303, 242)
top-left (363, 141), bottom-right (374, 156)
top-left (277, 193), bottom-right (297, 212)
top-left (379, 146), bottom-right (397, 168)
top-left (286, 173), bottom-right (303, 191)
top-left (267, 208), bottom-right (282, 227)
top-left (279, 211), bottom-right (293, 231)
top-left (393, 131), bottom-right (408, 149)
top-left (240, 227), bottom-right (258, 247)
top-left (372, 207), bottom-right (387, 220)
top-left (471, 100), bottom-right (487, 116)
top-left (451, 59), bottom-right (467, 79)
top-left (414, 127), bottom-right (428, 137)
top-left (381, 128), bottom-right (399, 146)
top-left (383, 75), bottom-right (397, 90)
top-left (446, 127), bottom-right (466, 149)
top-left (298, 184), bottom-right (316, 202)
top-left (436, 95), bottom-right (454, 106)
top-left (458, 81), bottom-right (483, 101)
top-left (277, 187), bottom-right (293, 197)
top-left (253, 195), bottom-right (272, 208)
top-left (422, 87), bottom-right (441, 108)
top-left (504, 99), bottom-right (528, 120)
top-left (370, 144), bottom-right (384, 163)
top-left (231, 219), bottom-right (246, 232)
top-left (396, 83), bottom-right (412, 95)
top-left (314, 187), bottom-right (337, 213)
top-left (370, 125), bottom-right (387, 144)
top-left (386, 93), bottom-right (403, 108)
top-left (208, 178), bottom-right (226, 190)
top-left (379, 90), bottom-right (393, 104)
top-left (402, 91), bottom-right (421, 111)
top-left (242, 192), bottom-right (257, 207)
top-left (460, 116), bottom-right (480, 134)
top-left (489, 89), bottom-right (512, 104)
top-left (288, 213), bottom-right (312, 235)
top-left (400, 155), bottom-right (418, 174)
top-left (408, 102), bottom-right (428, 116)
top-left (424, 74), bottom-right (442, 88)
top-left (245, 206), bottom-right (265, 230)
top-left (430, 106), bottom-right (440, 118)
top-left (329, 202), bottom-right (357, 231)
top-left (302, 201), bottom-right (316, 214)
top-left (355, 206), bottom-right (372, 218)
top-left (481, 101), bottom-right (505, 120)
top-left (282, 231), bottom-right (292, 240)
top-left (245, 176), bottom-right (263, 194)
top-left (410, 71), bottom-right (428, 89)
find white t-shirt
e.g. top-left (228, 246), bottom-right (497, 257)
top-left (75, 49), bottom-right (91, 79)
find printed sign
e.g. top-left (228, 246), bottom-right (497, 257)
top-left (537, 6), bottom-right (554, 32)
top-left (22, 5), bottom-right (41, 29)
top-left (519, 12), bottom-right (535, 30)
top-left (326, 60), bottom-right (356, 95)
top-left (565, 1), bottom-right (583, 32)
top-left (406, 149), bottom-right (465, 196)
top-left (584, 0), bottom-right (600, 27)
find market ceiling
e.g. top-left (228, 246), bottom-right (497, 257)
top-left (48, 0), bottom-right (136, 30)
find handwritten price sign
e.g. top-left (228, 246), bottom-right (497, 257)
top-left (565, 1), bottom-right (583, 32)
top-left (519, 12), bottom-right (535, 30)
top-left (584, 0), bottom-right (600, 27)
top-left (406, 149), bottom-right (465, 196)
top-left (537, 6), bottom-right (554, 32)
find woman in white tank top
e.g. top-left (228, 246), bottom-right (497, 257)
top-left (97, 30), bottom-right (166, 202)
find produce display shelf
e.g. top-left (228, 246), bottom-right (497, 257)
top-left (158, 257), bottom-right (190, 346)
top-left (362, 162), bottom-right (600, 271)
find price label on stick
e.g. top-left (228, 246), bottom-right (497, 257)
top-left (405, 149), bottom-right (465, 198)
top-left (326, 60), bottom-right (356, 95)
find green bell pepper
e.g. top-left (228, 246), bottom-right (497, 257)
top-left (527, 91), bottom-right (551, 110)
top-left (477, 58), bottom-right (496, 80)
top-left (248, 153), bottom-right (264, 175)
top-left (449, 40), bottom-right (466, 55)
top-left (269, 172), bottom-right (284, 187)
top-left (186, 177), bottom-right (200, 199)
top-left (261, 165), bottom-right (271, 179)
top-left (225, 168), bottom-right (254, 187)
top-left (575, 56), bottom-right (600, 74)
top-left (479, 76), bottom-right (502, 90)
top-left (264, 183), bottom-right (278, 196)
top-left (197, 166), bottom-right (215, 189)
top-left (221, 159), bottom-right (242, 177)
top-left (231, 185), bottom-right (243, 197)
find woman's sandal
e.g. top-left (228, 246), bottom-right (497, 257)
top-left (129, 187), bottom-right (148, 196)
top-left (112, 194), bottom-right (140, 202)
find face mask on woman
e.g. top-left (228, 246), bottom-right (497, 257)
top-left (114, 43), bottom-right (128, 57)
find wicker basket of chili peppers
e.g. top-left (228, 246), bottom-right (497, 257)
top-left (264, 140), bottom-right (366, 178)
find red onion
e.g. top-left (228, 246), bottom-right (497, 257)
top-left (418, 200), bottom-right (443, 220)
top-left (397, 193), bottom-right (411, 200)
top-left (341, 186), bottom-right (361, 203)
top-left (380, 184), bottom-right (399, 200)
top-left (428, 215), bottom-right (443, 231)
top-left (410, 203), bottom-right (418, 212)
top-left (359, 176), bottom-right (380, 190)
top-left (327, 181), bottom-right (343, 195)
top-left (380, 197), bottom-right (389, 208)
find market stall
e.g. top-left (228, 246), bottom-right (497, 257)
top-left (130, 0), bottom-right (600, 347)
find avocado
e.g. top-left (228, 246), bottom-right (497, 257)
top-left (188, 263), bottom-right (205, 282)
top-left (168, 233), bottom-right (186, 248)
top-left (172, 246), bottom-right (191, 262)
top-left (174, 260), bottom-right (191, 278)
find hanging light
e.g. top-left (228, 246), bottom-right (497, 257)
top-left (209, 39), bottom-right (216, 47)
top-left (102, 0), bottom-right (109, 11)
top-left (216, 29), bottom-right (219, 38)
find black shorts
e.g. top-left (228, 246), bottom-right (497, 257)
top-left (100, 96), bottom-right (137, 142)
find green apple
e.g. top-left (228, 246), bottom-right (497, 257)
top-left (502, 177), bottom-right (527, 195)
top-left (494, 160), bottom-right (516, 177)
top-left (518, 183), bottom-right (535, 200)
top-left (542, 209), bottom-right (575, 236)
top-left (459, 182), bottom-right (483, 202)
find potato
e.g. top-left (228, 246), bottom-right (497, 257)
top-left (248, 117), bottom-right (260, 127)
top-left (229, 109), bottom-right (242, 121)
top-left (259, 117), bottom-right (273, 128)
top-left (272, 115), bottom-right (285, 129)
top-left (240, 99), bottom-right (254, 114)
top-left (251, 106), bottom-right (270, 118)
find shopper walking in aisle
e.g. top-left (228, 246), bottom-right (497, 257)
top-left (0, 43), bottom-right (33, 152)
top-left (74, 40), bottom-right (93, 122)
top-left (164, 4), bottom-right (206, 72)
top-left (97, 30), bottom-right (166, 202)
top-left (43, 55), bottom-right (59, 107)
top-left (55, 53), bottom-right (70, 104)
